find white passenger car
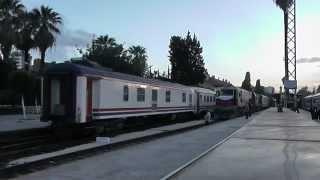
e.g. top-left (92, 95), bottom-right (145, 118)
top-left (41, 63), bottom-right (216, 126)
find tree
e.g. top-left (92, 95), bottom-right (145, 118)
top-left (8, 71), bottom-right (39, 104)
top-left (86, 35), bottom-right (128, 72)
top-left (127, 45), bottom-right (148, 76)
top-left (169, 31), bottom-right (206, 85)
top-left (32, 5), bottom-right (62, 71)
top-left (297, 86), bottom-right (312, 97)
top-left (85, 35), bottom-right (148, 77)
top-left (15, 10), bottom-right (36, 70)
top-left (0, 0), bottom-right (25, 61)
top-left (254, 79), bottom-right (264, 94)
top-left (316, 85), bottom-right (320, 94)
top-left (241, 72), bottom-right (252, 91)
top-left (0, 60), bottom-right (16, 90)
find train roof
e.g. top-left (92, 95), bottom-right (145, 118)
top-left (45, 63), bottom-right (193, 89)
top-left (191, 87), bottom-right (216, 94)
top-left (218, 86), bottom-right (270, 97)
top-left (304, 93), bottom-right (320, 99)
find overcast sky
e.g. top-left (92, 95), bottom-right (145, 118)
top-left (23, 0), bottom-right (320, 89)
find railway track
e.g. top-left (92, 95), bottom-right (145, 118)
top-left (0, 115), bottom-right (198, 169)
top-left (0, 111), bottom-right (246, 170)
top-left (0, 129), bottom-right (95, 168)
top-left (0, 112), bottom-right (244, 170)
top-left (0, 117), bottom-right (209, 178)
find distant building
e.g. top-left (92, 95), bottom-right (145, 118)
top-left (264, 86), bottom-right (275, 95)
top-left (10, 50), bottom-right (31, 70)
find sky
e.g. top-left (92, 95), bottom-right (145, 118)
top-left (22, 0), bottom-right (320, 89)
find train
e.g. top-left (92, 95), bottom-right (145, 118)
top-left (41, 63), bottom-right (217, 128)
top-left (215, 87), bottom-right (271, 119)
top-left (41, 63), bottom-right (272, 132)
top-left (302, 93), bottom-right (320, 111)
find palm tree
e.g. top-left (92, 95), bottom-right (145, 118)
top-left (0, 0), bottom-right (25, 61)
top-left (15, 11), bottom-right (36, 70)
top-left (32, 5), bottom-right (62, 71)
top-left (128, 46), bottom-right (147, 60)
top-left (128, 46), bottom-right (148, 76)
top-left (93, 35), bottom-right (117, 49)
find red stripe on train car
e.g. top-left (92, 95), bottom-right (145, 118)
top-left (92, 106), bottom-right (191, 112)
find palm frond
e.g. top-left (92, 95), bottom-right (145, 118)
top-left (273, 0), bottom-right (294, 11)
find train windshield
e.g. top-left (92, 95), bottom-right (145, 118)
top-left (220, 89), bottom-right (234, 96)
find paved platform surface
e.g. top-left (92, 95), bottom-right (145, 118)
top-left (173, 108), bottom-right (320, 180)
top-left (7, 120), bottom-right (205, 167)
top-left (0, 115), bottom-right (49, 132)
top-left (12, 115), bottom-right (253, 180)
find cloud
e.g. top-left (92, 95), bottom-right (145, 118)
top-left (297, 57), bottom-right (320, 64)
top-left (31, 28), bottom-right (95, 62)
top-left (57, 29), bottom-right (95, 48)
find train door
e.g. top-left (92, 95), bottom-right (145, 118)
top-left (151, 89), bottom-right (158, 109)
top-left (47, 76), bottom-right (74, 119)
top-left (189, 94), bottom-right (193, 107)
top-left (196, 92), bottom-right (200, 113)
top-left (233, 89), bottom-right (237, 105)
top-left (86, 78), bottom-right (93, 121)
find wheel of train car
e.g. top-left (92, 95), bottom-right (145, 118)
top-left (95, 126), bottom-right (106, 135)
top-left (170, 114), bottom-right (177, 121)
top-left (50, 123), bottom-right (74, 140)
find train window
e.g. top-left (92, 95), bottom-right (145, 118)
top-left (207, 96), bottom-right (209, 103)
top-left (221, 89), bottom-right (234, 96)
top-left (123, 85), bottom-right (129, 101)
top-left (210, 96), bottom-right (212, 102)
top-left (137, 88), bottom-right (145, 102)
top-left (189, 94), bottom-right (192, 103)
top-left (182, 93), bottom-right (186, 103)
top-left (152, 89), bottom-right (158, 102)
top-left (166, 90), bottom-right (171, 102)
top-left (200, 95), bottom-right (202, 102)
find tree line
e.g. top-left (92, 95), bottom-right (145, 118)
top-left (81, 31), bottom-right (207, 85)
top-left (0, 0), bottom-right (213, 105)
top-left (0, 0), bottom-right (62, 105)
top-left (241, 71), bottom-right (268, 95)
top-left (82, 35), bottom-right (148, 77)
top-left (0, 0), bottom-right (62, 71)
top-left (297, 86), bottom-right (320, 97)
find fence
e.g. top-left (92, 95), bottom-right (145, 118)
top-left (0, 105), bottom-right (41, 115)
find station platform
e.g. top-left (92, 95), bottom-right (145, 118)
top-left (0, 114), bottom-right (49, 133)
top-left (173, 108), bottom-right (320, 180)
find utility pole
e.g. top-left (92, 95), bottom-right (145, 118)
top-left (281, 0), bottom-right (297, 109)
top-left (286, 0), bottom-right (297, 109)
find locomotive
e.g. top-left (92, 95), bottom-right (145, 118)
top-left (215, 87), bottom-right (270, 119)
